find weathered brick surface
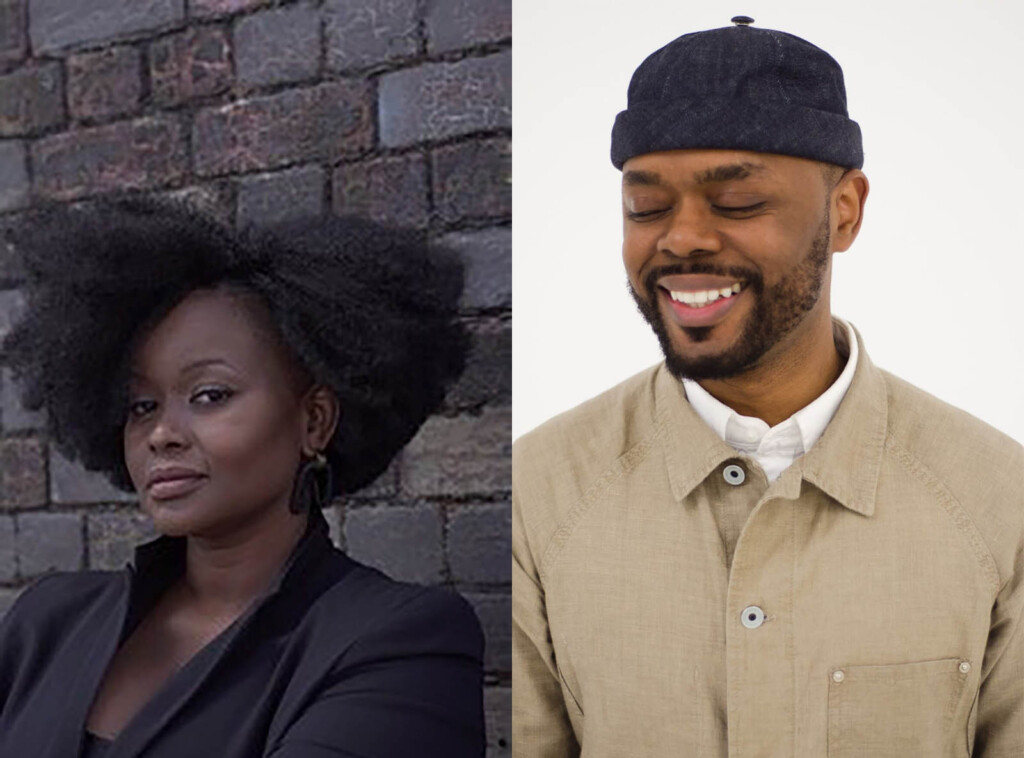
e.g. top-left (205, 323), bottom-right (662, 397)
top-left (324, 0), bottom-right (419, 72)
top-left (379, 51), bottom-right (511, 147)
top-left (67, 45), bottom-right (142, 121)
top-left (448, 502), bottom-right (510, 584)
top-left (0, 0), bottom-right (27, 68)
top-left (403, 406), bottom-right (510, 497)
top-left (149, 25), bottom-right (231, 107)
top-left (237, 164), bottom-right (325, 227)
top-left (426, 0), bottom-right (511, 53)
top-left (447, 318), bottom-right (511, 409)
top-left (438, 227), bottom-right (510, 310)
top-left (0, 438), bottom-right (44, 509)
top-left (0, 513), bottom-right (15, 580)
top-left (86, 508), bottom-right (156, 569)
top-left (344, 503), bottom-right (444, 584)
top-left (323, 504), bottom-right (343, 549)
top-left (433, 137), bottom-right (510, 224)
top-left (0, 62), bottom-right (64, 136)
top-left (190, 0), bottom-right (268, 18)
top-left (1, 368), bottom-right (46, 432)
top-left (32, 116), bottom-right (187, 200)
top-left (0, 139), bottom-right (28, 212)
top-left (0, 287), bottom-right (24, 342)
top-left (30, 0), bottom-right (185, 54)
top-left (235, 3), bottom-right (319, 87)
top-left (160, 181), bottom-right (235, 225)
top-left (332, 153), bottom-right (428, 228)
top-left (194, 81), bottom-right (373, 176)
top-left (17, 511), bottom-right (82, 576)
top-left (484, 686), bottom-right (511, 758)
top-left (467, 592), bottom-right (510, 672)
top-left (50, 448), bottom-right (135, 505)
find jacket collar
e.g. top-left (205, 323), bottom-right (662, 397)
top-left (657, 320), bottom-right (888, 517)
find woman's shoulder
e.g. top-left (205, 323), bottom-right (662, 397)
top-left (1, 569), bottom-right (121, 632)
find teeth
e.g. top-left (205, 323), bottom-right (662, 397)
top-left (669, 283), bottom-right (743, 307)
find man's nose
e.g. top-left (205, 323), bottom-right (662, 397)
top-left (657, 201), bottom-right (722, 259)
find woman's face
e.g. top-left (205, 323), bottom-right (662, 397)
top-left (123, 288), bottom-right (312, 539)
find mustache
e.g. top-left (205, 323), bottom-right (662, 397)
top-left (640, 261), bottom-right (764, 297)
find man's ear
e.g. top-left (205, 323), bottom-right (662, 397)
top-left (831, 169), bottom-right (869, 253)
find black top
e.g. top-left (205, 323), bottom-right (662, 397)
top-left (82, 732), bottom-right (113, 757)
top-left (0, 509), bottom-right (485, 757)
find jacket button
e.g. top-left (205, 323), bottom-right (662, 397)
top-left (959, 661), bottom-right (971, 674)
top-left (832, 670), bottom-right (846, 683)
top-left (740, 605), bottom-right (764, 629)
top-left (723, 464), bottom-right (746, 485)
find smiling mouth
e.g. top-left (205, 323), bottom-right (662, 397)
top-left (664, 281), bottom-right (744, 308)
top-left (148, 475), bottom-right (207, 501)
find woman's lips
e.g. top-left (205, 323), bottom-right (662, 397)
top-left (660, 285), bottom-right (746, 328)
top-left (148, 475), bottom-right (207, 500)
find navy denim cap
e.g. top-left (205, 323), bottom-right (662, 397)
top-left (610, 22), bottom-right (863, 169)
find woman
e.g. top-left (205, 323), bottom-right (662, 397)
top-left (0, 198), bottom-right (485, 757)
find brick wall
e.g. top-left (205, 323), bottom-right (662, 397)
top-left (0, 0), bottom-right (510, 753)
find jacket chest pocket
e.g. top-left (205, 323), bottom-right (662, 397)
top-left (827, 657), bottom-right (972, 758)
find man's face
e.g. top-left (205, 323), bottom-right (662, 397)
top-left (622, 149), bottom-right (836, 381)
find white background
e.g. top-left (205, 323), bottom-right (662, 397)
top-left (513, 0), bottom-right (1024, 443)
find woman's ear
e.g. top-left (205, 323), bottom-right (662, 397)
top-left (300, 384), bottom-right (340, 455)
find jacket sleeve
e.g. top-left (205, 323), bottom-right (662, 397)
top-left (512, 483), bottom-right (580, 758)
top-left (266, 587), bottom-right (485, 758)
top-left (973, 493), bottom-right (1024, 757)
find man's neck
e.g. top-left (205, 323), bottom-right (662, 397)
top-left (695, 314), bottom-right (845, 428)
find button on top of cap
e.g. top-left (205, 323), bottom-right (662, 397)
top-left (731, 15), bottom-right (755, 26)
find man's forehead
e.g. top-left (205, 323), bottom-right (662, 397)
top-left (622, 155), bottom-right (772, 187)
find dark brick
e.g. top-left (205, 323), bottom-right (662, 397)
top-left (484, 686), bottom-right (511, 757)
top-left (194, 81), bottom-right (373, 176)
top-left (30, 0), bottom-right (184, 54)
top-left (0, 62), bottom-right (63, 136)
top-left (17, 511), bottom-right (83, 576)
top-left (332, 153), bottom-right (428, 228)
top-left (190, 0), bottom-right (268, 18)
top-left (0, 438), bottom-right (43, 508)
top-left (1, 367), bottom-right (46, 432)
top-left (467, 592), bottom-right (510, 672)
top-left (433, 137), bottom-right (510, 223)
top-left (447, 318), bottom-right (510, 409)
top-left (324, 0), bottom-right (418, 71)
top-left (346, 457), bottom-right (400, 500)
top-left (438, 227), bottom-right (510, 310)
top-left (0, 287), bottom-right (24, 344)
top-left (426, 0), bottom-right (510, 53)
top-left (50, 447), bottom-right (135, 505)
top-left (235, 3), bottom-right (319, 87)
top-left (237, 165), bottom-right (324, 227)
top-left (0, 1), bottom-right (27, 67)
top-left (403, 406), bottom-right (510, 497)
top-left (448, 502), bottom-right (510, 584)
top-left (149, 25), bottom-right (231, 107)
top-left (160, 182), bottom-right (235, 226)
top-left (379, 51), bottom-right (510, 147)
top-left (32, 116), bottom-right (187, 201)
top-left (67, 45), bottom-right (142, 121)
top-left (0, 514), bottom-right (14, 581)
top-left (86, 509), bottom-right (156, 570)
top-left (344, 503), bottom-right (443, 584)
top-left (0, 139), bottom-right (28, 211)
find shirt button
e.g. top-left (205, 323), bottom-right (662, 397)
top-left (959, 661), bottom-right (971, 674)
top-left (832, 670), bottom-right (845, 683)
top-left (740, 605), bottom-right (764, 629)
top-left (723, 464), bottom-right (746, 485)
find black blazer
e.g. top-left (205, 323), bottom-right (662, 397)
top-left (0, 508), bottom-right (485, 757)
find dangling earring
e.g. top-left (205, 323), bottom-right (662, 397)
top-left (289, 451), bottom-right (333, 514)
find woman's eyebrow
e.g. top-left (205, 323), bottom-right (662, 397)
top-left (129, 358), bottom-right (240, 381)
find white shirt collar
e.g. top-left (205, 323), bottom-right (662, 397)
top-left (682, 319), bottom-right (859, 479)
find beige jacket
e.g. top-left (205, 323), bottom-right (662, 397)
top-left (513, 332), bottom-right (1024, 757)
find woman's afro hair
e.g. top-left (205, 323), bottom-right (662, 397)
top-left (1, 197), bottom-right (467, 496)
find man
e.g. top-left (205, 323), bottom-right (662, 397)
top-left (512, 17), bottom-right (1023, 757)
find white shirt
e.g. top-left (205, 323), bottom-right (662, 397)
top-left (682, 319), bottom-right (858, 482)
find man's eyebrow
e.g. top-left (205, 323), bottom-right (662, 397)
top-left (622, 170), bottom-right (663, 187)
top-left (694, 162), bottom-right (767, 185)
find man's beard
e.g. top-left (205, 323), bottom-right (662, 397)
top-left (630, 210), bottom-right (832, 381)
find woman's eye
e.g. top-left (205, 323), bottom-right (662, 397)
top-left (192, 387), bottom-right (234, 405)
top-left (128, 399), bottom-right (156, 418)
